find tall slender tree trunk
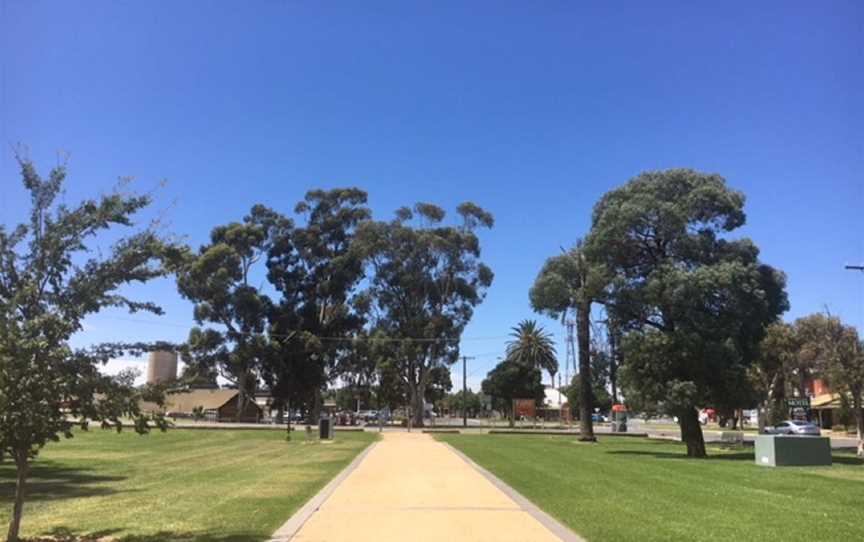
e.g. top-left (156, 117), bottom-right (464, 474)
top-left (7, 452), bottom-right (29, 542)
top-left (577, 301), bottom-right (596, 441)
top-left (854, 396), bottom-right (864, 459)
top-left (309, 389), bottom-right (322, 425)
top-left (411, 384), bottom-right (425, 428)
top-left (678, 407), bottom-right (707, 458)
top-left (608, 329), bottom-right (619, 404)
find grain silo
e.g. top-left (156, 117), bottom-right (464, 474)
top-left (147, 350), bottom-right (178, 384)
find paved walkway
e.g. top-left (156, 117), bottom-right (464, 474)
top-left (276, 432), bottom-right (574, 542)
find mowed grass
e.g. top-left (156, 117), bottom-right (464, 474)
top-left (437, 434), bottom-right (864, 542)
top-left (0, 428), bottom-right (376, 542)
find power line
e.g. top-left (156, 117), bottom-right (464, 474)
top-left (86, 315), bottom-right (512, 344)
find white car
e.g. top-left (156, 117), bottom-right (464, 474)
top-left (763, 420), bottom-right (821, 436)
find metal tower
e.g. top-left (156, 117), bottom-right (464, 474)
top-left (564, 319), bottom-right (577, 386)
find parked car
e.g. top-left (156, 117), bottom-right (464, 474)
top-left (763, 420), bottom-right (821, 436)
top-left (591, 414), bottom-right (608, 423)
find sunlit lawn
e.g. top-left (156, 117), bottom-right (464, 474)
top-left (437, 434), bottom-right (864, 542)
top-left (0, 428), bottom-right (376, 542)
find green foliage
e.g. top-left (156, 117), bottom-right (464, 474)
top-left (530, 242), bottom-right (601, 439)
top-left (0, 155), bottom-right (172, 540)
top-left (481, 359), bottom-right (545, 420)
top-left (263, 189), bottom-right (371, 419)
top-left (173, 205), bottom-right (287, 420)
top-left (794, 314), bottom-right (864, 456)
top-left (585, 169), bottom-right (789, 456)
top-left (504, 320), bottom-right (558, 382)
top-left (441, 389), bottom-right (485, 416)
top-left (357, 202), bottom-right (493, 425)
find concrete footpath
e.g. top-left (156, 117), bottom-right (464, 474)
top-left (271, 431), bottom-right (581, 542)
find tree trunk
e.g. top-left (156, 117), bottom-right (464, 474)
top-left (509, 400), bottom-right (515, 428)
top-left (854, 397), bottom-right (864, 459)
top-left (678, 407), bottom-right (707, 458)
top-left (577, 301), bottom-right (596, 442)
top-left (609, 335), bottom-right (619, 405)
top-left (757, 403), bottom-right (767, 434)
top-left (411, 384), bottom-right (425, 428)
top-left (235, 371), bottom-right (248, 422)
top-left (309, 389), bottom-right (322, 424)
top-left (7, 452), bottom-right (29, 542)
top-left (285, 399), bottom-right (291, 441)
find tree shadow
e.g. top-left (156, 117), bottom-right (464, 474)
top-left (607, 448), bottom-right (863, 465)
top-left (607, 449), bottom-right (755, 461)
top-left (26, 528), bottom-right (262, 542)
top-left (0, 462), bottom-right (125, 503)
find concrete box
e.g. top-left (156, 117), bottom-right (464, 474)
top-left (755, 435), bottom-right (832, 467)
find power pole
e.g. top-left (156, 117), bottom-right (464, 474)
top-left (462, 356), bottom-right (474, 428)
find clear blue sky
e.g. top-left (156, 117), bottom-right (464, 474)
top-left (2, 1), bottom-right (862, 389)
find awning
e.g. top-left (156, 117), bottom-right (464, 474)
top-left (811, 393), bottom-right (842, 409)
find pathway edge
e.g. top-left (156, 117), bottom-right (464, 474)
top-left (442, 441), bottom-right (586, 542)
top-left (268, 440), bottom-right (378, 542)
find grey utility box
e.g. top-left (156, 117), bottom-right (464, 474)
top-left (755, 435), bottom-right (831, 467)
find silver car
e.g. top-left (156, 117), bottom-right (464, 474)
top-left (764, 420), bottom-right (821, 436)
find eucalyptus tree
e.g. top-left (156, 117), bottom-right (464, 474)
top-left (174, 205), bottom-right (288, 420)
top-left (358, 202), bottom-right (494, 427)
top-left (530, 242), bottom-right (605, 441)
top-left (264, 188), bottom-right (371, 422)
top-left (0, 156), bottom-right (171, 541)
top-left (585, 169), bottom-right (788, 457)
top-left (796, 314), bottom-right (864, 457)
top-left (751, 322), bottom-right (800, 427)
top-left (505, 320), bottom-right (558, 387)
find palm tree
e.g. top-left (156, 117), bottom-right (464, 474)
top-left (505, 320), bottom-right (558, 387)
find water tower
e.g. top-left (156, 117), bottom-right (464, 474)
top-left (146, 350), bottom-right (178, 384)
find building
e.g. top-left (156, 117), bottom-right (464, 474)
top-left (146, 350), bottom-right (178, 384)
top-left (539, 386), bottom-right (568, 421)
top-left (143, 389), bottom-right (262, 423)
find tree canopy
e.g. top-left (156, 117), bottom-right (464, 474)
top-left (504, 320), bottom-right (558, 385)
top-left (585, 169), bottom-right (788, 457)
top-left (0, 155), bottom-right (172, 540)
top-left (357, 202), bottom-right (493, 426)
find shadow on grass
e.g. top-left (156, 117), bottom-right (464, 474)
top-left (26, 528), bottom-right (262, 542)
top-left (0, 462), bottom-right (125, 503)
top-left (607, 448), bottom-right (863, 465)
top-left (607, 450), bottom-right (755, 461)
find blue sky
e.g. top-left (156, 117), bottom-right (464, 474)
top-left (2, 1), bottom-right (862, 389)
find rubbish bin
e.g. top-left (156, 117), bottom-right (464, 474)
top-left (319, 417), bottom-right (334, 440)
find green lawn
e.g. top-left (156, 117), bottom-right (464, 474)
top-left (437, 434), bottom-right (864, 542)
top-left (0, 428), bottom-right (376, 542)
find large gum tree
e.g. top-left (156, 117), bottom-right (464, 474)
top-left (357, 202), bottom-right (493, 427)
top-left (585, 169), bottom-right (788, 457)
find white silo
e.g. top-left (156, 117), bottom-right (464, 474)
top-left (147, 350), bottom-right (178, 384)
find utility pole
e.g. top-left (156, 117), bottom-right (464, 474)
top-left (462, 356), bottom-right (474, 428)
